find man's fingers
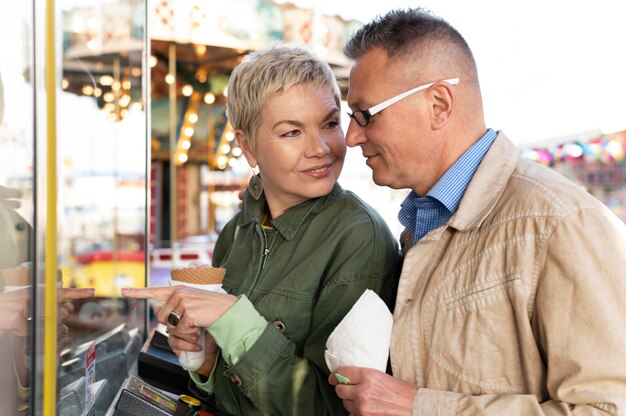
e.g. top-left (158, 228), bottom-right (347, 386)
top-left (121, 286), bottom-right (174, 301)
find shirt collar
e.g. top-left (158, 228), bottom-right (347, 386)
top-left (427, 128), bottom-right (497, 212)
top-left (398, 128), bottom-right (497, 234)
top-left (238, 183), bottom-right (343, 240)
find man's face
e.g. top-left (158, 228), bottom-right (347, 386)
top-left (345, 48), bottom-right (445, 195)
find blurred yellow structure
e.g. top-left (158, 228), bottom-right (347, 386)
top-left (63, 251), bottom-right (145, 297)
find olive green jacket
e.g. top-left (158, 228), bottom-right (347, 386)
top-left (202, 183), bottom-right (399, 415)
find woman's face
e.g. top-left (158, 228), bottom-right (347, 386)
top-left (240, 83), bottom-right (346, 218)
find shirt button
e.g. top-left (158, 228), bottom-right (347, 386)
top-left (230, 374), bottom-right (242, 386)
top-left (272, 321), bottom-right (286, 333)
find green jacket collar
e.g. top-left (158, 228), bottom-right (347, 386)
top-left (237, 183), bottom-right (343, 241)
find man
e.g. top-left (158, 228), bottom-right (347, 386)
top-left (330, 8), bottom-right (626, 416)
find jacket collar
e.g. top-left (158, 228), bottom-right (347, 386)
top-left (237, 183), bottom-right (343, 240)
top-left (448, 131), bottom-right (520, 232)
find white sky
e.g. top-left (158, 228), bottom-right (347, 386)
top-left (279, 0), bottom-right (626, 146)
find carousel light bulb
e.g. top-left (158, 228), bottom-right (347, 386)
top-left (99, 75), bottom-right (114, 86)
top-left (188, 113), bottom-right (198, 123)
top-left (181, 139), bottom-right (191, 150)
top-left (204, 92), bottom-right (215, 104)
top-left (221, 144), bottom-right (231, 154)
top-left (225, 131), bottom-right (235, 142)
top-left (184, 127), bottom-right (195, 137)
top-left (149, 55), bottom-right (158, 68)
top-left (165, 73), bottom-right (175, 85)
top-left (232, 147), bottom-right (242, 157)
top-left (182, 84), bottom-right (193, 96)
top-left (119, 95), bottom-right (131, 107)
top-left (178, 153), bottom-right (188, 164)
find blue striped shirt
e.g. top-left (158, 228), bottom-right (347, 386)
top-left (398, 129), bottom-right (497, 244)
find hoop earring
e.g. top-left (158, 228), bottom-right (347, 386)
top-left (248, 168), bottom-right (263, 200)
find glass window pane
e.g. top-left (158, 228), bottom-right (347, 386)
top-left (58, 0), bottom-right (147, 414)
top-left (0, 2), bottom-right (35, 415)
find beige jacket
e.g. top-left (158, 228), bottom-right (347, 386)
top-left (392, 132), bottom-right (626, 416)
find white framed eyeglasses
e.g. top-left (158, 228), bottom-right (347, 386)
top-left (348, 77), bottom-right (460, 127)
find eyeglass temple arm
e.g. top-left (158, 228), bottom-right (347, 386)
top-left (368, 77), bottom-right (460, 116)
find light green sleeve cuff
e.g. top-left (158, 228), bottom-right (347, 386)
top-left (189, 365), bottom-right (216, 395)
top-left (208, 294), bottom-right (267, 367)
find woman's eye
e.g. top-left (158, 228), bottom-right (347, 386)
top-left (325, 120), bottom-right (340, 129)
top-left (281, 129), bottom-right (301, 138)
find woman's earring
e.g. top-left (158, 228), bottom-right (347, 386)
top-left (248, 168), bottom-right (263, 200)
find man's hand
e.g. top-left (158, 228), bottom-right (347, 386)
top-left (329, 367), bottom-right (417, 416)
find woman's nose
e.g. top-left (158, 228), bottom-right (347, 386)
top-left (305, 132), bottom-right (330, 156)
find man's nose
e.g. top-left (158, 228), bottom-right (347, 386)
top-left (345, 119), bottom-right (366, 148)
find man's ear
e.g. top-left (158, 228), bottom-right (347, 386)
top-left (234, 130), bottom-right (257, 168)
top-left (430, 83), bottom-right (454, 130)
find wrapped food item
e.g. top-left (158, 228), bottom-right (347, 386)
top-left (169, 263), bottom-right (226, 371)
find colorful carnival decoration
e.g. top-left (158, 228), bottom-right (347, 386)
top-left (521, 131), bottom-right (626, 166)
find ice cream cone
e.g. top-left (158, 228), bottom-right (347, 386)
top-left (1, 262), bottom-right (32, 287)
top-left (170, 264), bottom-right (226, 285)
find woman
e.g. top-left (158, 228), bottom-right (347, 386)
top-left (122, 46), bottom-right (399, 415)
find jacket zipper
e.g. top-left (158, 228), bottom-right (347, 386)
top-left (260, 228), bottom-right (277, 270)
top-left (247, 225), bottom-right (276, 298)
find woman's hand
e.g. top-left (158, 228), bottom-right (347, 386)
top-left (1, 288), bottom-right (30, 337)
top-left (121, 286), bottom-right (237, 331)
top-left (0, 185), bottom-right (22, 209)
top-left (168, 329), bottom-right (220, 378)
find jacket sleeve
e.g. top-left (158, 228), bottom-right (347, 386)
top-left (217, 218), bottom-right (399, 415)
top-left (411, 206), bottom-right (626, 416)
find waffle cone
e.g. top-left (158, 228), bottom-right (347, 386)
top-left (1, 263), bottom-right (32, 286)
top-left (171, 264), bottom-right (226, 285)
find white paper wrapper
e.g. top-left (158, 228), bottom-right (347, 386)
top-left (168, 279), bottom-right (226, 371)
top-left (324, 289), bottom-right (393, 373)
top-left (3, 285), bottom-right (29, 293)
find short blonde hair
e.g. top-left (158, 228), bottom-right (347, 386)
top-left (226, 45), bottom-right (341, 149)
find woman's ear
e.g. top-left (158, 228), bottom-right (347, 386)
top-left (235, 130), bottom-right (257, 168)
top-left (430, 83), bottom-right (454, 130)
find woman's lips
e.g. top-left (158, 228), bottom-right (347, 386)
top-left (302, 162), bottom-right (333, 178)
